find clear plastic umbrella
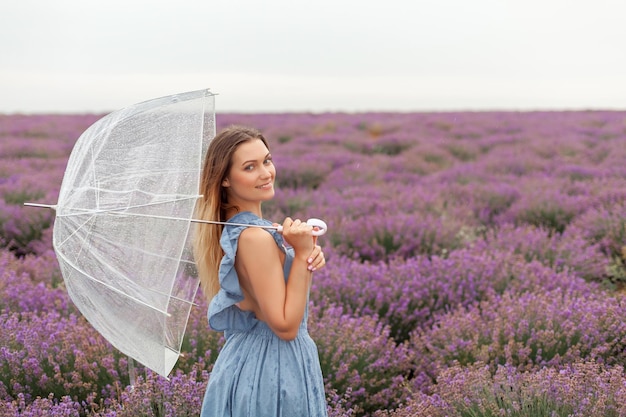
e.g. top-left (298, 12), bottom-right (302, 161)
top-left (28, 89), bottom-right (216, 377)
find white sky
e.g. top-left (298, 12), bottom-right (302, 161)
top-left (1, 0), bottom-right (625, 113)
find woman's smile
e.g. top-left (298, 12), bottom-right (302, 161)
top-left (256, 181), bottom-right (273, 190)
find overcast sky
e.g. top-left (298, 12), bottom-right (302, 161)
top-left (1, 0), bottom-right (625, 113)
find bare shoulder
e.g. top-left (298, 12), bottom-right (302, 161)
top-left (238, 226), bottom-right (275, 249)
top-left (237, 227), bottom-right (280, 265)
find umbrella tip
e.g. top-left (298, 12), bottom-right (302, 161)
top-left (23, 202), bottom-right (57, 210)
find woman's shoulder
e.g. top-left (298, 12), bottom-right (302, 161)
top-left (238, 225), bottom-right (275, 247)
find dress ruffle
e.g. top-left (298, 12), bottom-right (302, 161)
top-left (207, 211), bottom-right (285, 332)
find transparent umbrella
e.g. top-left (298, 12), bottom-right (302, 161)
top-left (28, 89), bottom-right (215, 377)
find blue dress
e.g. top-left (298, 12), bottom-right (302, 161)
top-left (201, 211), bottom-right (328, 417)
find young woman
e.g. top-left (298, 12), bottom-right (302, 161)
top-left (194, 125), bottom-right (328, 416)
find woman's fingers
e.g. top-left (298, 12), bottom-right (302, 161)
top-left (281, 218), bottom-right (314, 252)
top-left (276, 219), bottom-right (326, 237)
top-left (289, 218), bottom-right (313, 234)
top-left (307, 245), bottom-right (326, 272)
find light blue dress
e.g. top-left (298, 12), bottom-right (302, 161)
top-left (201, 211), bottom-right (328, 417)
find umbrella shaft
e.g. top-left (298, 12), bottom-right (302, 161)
top-left (23, 205), bottom-right (328, 235)
top-left (23, 202), bottom-right (279, 230)
top-left (105, 211), bottom-right (279, 231)
top-left (191, 218), bottom-right (279, 231)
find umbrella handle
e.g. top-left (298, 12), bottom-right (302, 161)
top-left (276, 218), bottom-right (327, 236)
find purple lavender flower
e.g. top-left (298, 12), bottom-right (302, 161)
top-left (308, 304), bottom-right (414, 414)
top-left (411, 288), bottom-right (626, 386)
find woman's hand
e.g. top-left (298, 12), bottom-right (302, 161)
top-left (280, 217), bottom-right (315, 255)
top-left (307, 244), bottom-right (325, 272)
top-left (277, 218), bottom-right (326, 271)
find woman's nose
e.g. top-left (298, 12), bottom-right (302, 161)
top-left (260, 165), bottom-right (272, 178)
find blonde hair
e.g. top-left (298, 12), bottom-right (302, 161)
top-left (194, 125), bottom-right (270, 301)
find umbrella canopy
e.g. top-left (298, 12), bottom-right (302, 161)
top-left (52, 89), bottom-right (216, 377)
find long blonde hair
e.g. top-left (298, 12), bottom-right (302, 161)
top-left (194, 125), bottom-right (270, 301)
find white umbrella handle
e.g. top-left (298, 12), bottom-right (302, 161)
top-left (276, 218), bottom-right (327, 236)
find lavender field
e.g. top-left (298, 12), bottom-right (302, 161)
top-left (1, 111), bottom-right (626, 416)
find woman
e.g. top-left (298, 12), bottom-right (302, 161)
top-left (194, 125), bottom-right (328, 416)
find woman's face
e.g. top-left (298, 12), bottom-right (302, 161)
top-left (222, 139), bottom-right (276, 208)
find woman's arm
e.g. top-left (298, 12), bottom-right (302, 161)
top-left (235, 219), bottom-right (314, 341)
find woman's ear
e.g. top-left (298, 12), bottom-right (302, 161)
top-left (222, 178), bottom-right (230, 187)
